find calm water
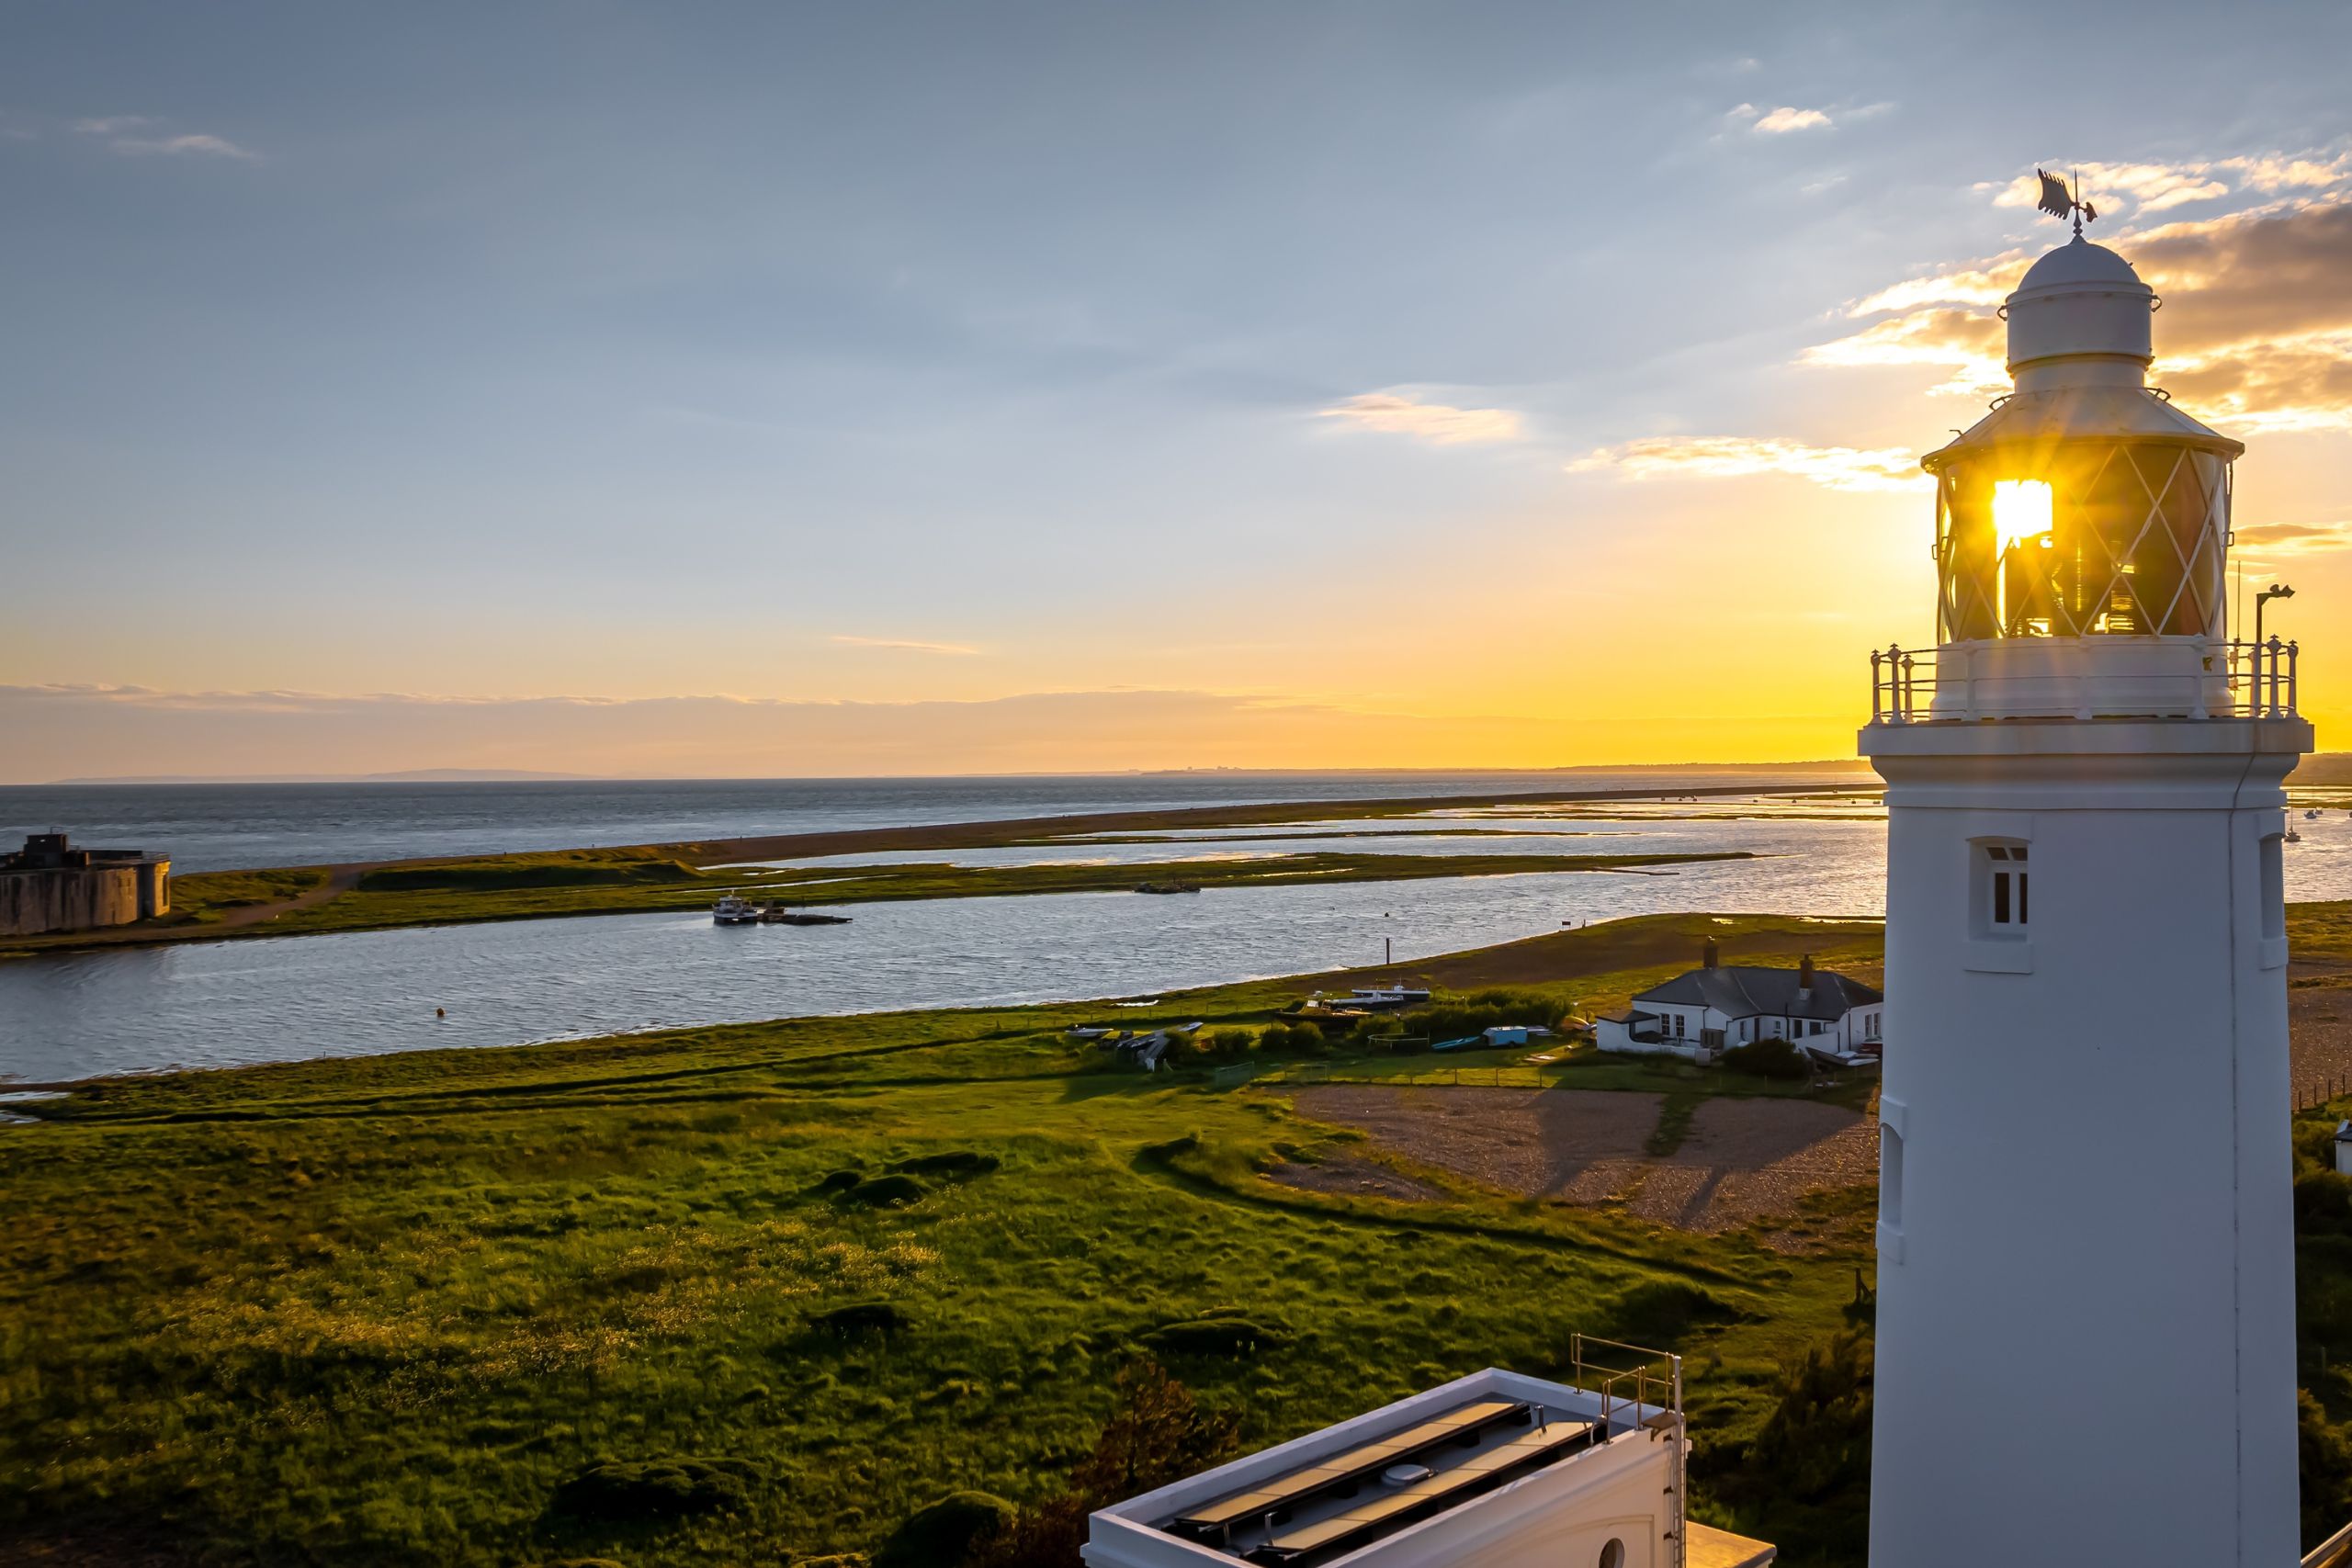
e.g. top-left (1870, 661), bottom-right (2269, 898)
top-left (6, 784), bottom-right (2347, 1084)
top-left (0, 772), bottom-right (1860, 873)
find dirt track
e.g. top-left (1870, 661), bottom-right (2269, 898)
top-left (1282, 1084), bottom-right (1874, 1235)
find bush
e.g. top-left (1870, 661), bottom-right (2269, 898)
top-left (874, 1491), bottom-right (1016, 1568)
top-left (2303, 1390), bottom-right (2352, 1551)
top-left (1193, 1029), bottom-right (1256, 1063)
top-left (836, 1173), bottom-right (927, 1207)
top-left (1724, 1038), bottom-right (1811, 1080)
top-left (1701, 1329), bottom-right (1871, 1562)
top-left (811, 1303), bottom-right (906, 1337)
top-left (1144, 1315), bottom-right (1287, 1358)
top-left (972, 1362), bottom-right (1238, 1568)
top-left (551, 1458), bottom-right (760, 1522)
top-left (1254, 1021), bottom-right (1326, 1057)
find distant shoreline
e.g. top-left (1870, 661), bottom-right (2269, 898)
top-left (21, 761), bottom-right (1880, 787)
top-left (5, 779), bottom-right (1855, 955)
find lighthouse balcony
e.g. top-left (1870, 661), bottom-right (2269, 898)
top-left (1869, 636), bottom-right (2297, 724)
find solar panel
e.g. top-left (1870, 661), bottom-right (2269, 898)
top-left (1248, 1416), bottom-right (1595, 1562)
top-left (1172, 1399), bottom-right (1528, 1534)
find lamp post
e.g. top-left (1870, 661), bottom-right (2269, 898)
top-left (2256, 582), bottom-right (2295, 646)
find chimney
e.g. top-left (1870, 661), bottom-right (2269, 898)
top-left (1798, 953), bottom-right (1815, 991)
top-left (1702, 937), bottom-right (1720, 970)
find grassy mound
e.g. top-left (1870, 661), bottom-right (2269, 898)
top-left (551, 1458), bottom-right (761, 1522)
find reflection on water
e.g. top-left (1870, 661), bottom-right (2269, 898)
top-left (6, 802), bottom-right (2349, 1083)
top-left (0, 818), bottom-right (1886, 1081)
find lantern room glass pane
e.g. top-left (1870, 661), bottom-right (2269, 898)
top-left (1936, 442), bottom-right (2228, 640)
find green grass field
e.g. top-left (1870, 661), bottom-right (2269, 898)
top-left (5, 906), bottom-right (2347, 1566)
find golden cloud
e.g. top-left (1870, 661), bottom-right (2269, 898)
top-left (1988, 162), bottom-right (2230, 216)
top-left (1319, 392), bottom-right (1522, 445)
top-left (1748, 105), bottom-right (1830, 134)
top-left (1811, 191), bottom-right (2352, 428)
top-left (2233, 520), bottom-right (2352, 554)
top-left (1567, 436), bottom-right (1926, 492)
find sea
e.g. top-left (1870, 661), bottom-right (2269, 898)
top-left (4, 773), bottom-right (2347, 1085)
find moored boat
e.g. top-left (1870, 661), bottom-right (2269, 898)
top-left (712, 892), bottom-right (760, 925)
top-left (760, 906), bottom-right (852, 925)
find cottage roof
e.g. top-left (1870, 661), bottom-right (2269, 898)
top-left (1633, 964), bottom-right (1880, 1021)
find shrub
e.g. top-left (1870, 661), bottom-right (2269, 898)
top-left (1256, 1021), bottom-right (1326, 1057)
top-left (972, 1362), bottom-right (1238, 1568)
top-left (812, 1303), bottom-right (906, 1337)
top-left (1144, 1316), bottom-right (1286, 1358)
top-left (1724, 1038), bottom-right (1811, 1080)
top-left (551, 1458), bottom-right (759, 1522)
top-left (874, 1490), bottom-right (1016, 1568)
top-left (837, 1173), bottom-right (927, 1207)
top-left (2302, 1390), bottom-right (2352, 1551)
top-left (1195, 1029), bottom-right (1255, 1063)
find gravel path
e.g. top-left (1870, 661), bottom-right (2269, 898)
top-left (1284, 1084), bottom-right (1872, 1234)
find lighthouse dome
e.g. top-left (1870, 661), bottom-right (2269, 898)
top-left (2006, 234), bottom-right (2155, 373)
top-left (2014, 236), bottom-right (2143, 294)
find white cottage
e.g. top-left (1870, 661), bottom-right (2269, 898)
top-left (1593, 942), bottom-right (1883, 1064)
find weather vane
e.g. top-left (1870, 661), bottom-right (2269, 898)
top-left (2035, 167), bottom-right (2098, 237)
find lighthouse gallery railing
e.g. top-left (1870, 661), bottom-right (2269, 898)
top-left (1871, 638), bottom-right (2299, 724)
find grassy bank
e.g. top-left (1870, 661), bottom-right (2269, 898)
top-left (0, 913), bottom-right (1882, 1566)
top-left (21, 846), bottom-right (1757, 953)
top-left (9, 778), bottom-right (1851, 954)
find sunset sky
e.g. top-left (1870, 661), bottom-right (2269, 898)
top-left (6, 2), bottom-right (2350, 780)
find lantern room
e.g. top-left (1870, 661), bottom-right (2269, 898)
top-left (1927, 236), bottom-right (2240, 644)
top-left (1874, 232), bottom-right (2295, 724)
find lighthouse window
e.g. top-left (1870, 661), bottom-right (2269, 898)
top-left (1976, 840), bottom-right (2030, 935)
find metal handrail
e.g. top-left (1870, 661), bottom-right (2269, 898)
top-left (1570, 1334), bottom-right (1686, 1568)
top-left (1869, 637), bottom-right (2300, 724)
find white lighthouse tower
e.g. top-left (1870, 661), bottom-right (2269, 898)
top-left (1861, 195), bottom-right (2314, 1564)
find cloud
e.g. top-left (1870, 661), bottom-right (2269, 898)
top-left (1730, 103), bottom-right (1831, 134)
top-left (1988, 162), bottom-right (2229, 216)
top-left (1802, 306), bottom-right (2008, 397)
top-left (2233, 520), bottom-right (2352, 555)
top-left (1318, 391), bottom-right (1521, 446)
top-left (1812, 183), bottom-right (2352, 427)
top-left (830, 635), bottom-right (980, 656)
top-left (70, 116), bottom-right (258, 160)
top-left (110, 132), bottom-right (258, 160)
top-left (1567, 436), bottom-right (1925, 492)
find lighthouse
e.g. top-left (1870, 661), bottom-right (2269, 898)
top-left (1860, 197), bottom-right (2313, 1564)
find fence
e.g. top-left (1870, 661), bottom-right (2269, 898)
top-left (1870, 637), bottom-right (2299, 724)
top-left (2296, 1075), bottom-right (2352, 1115)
